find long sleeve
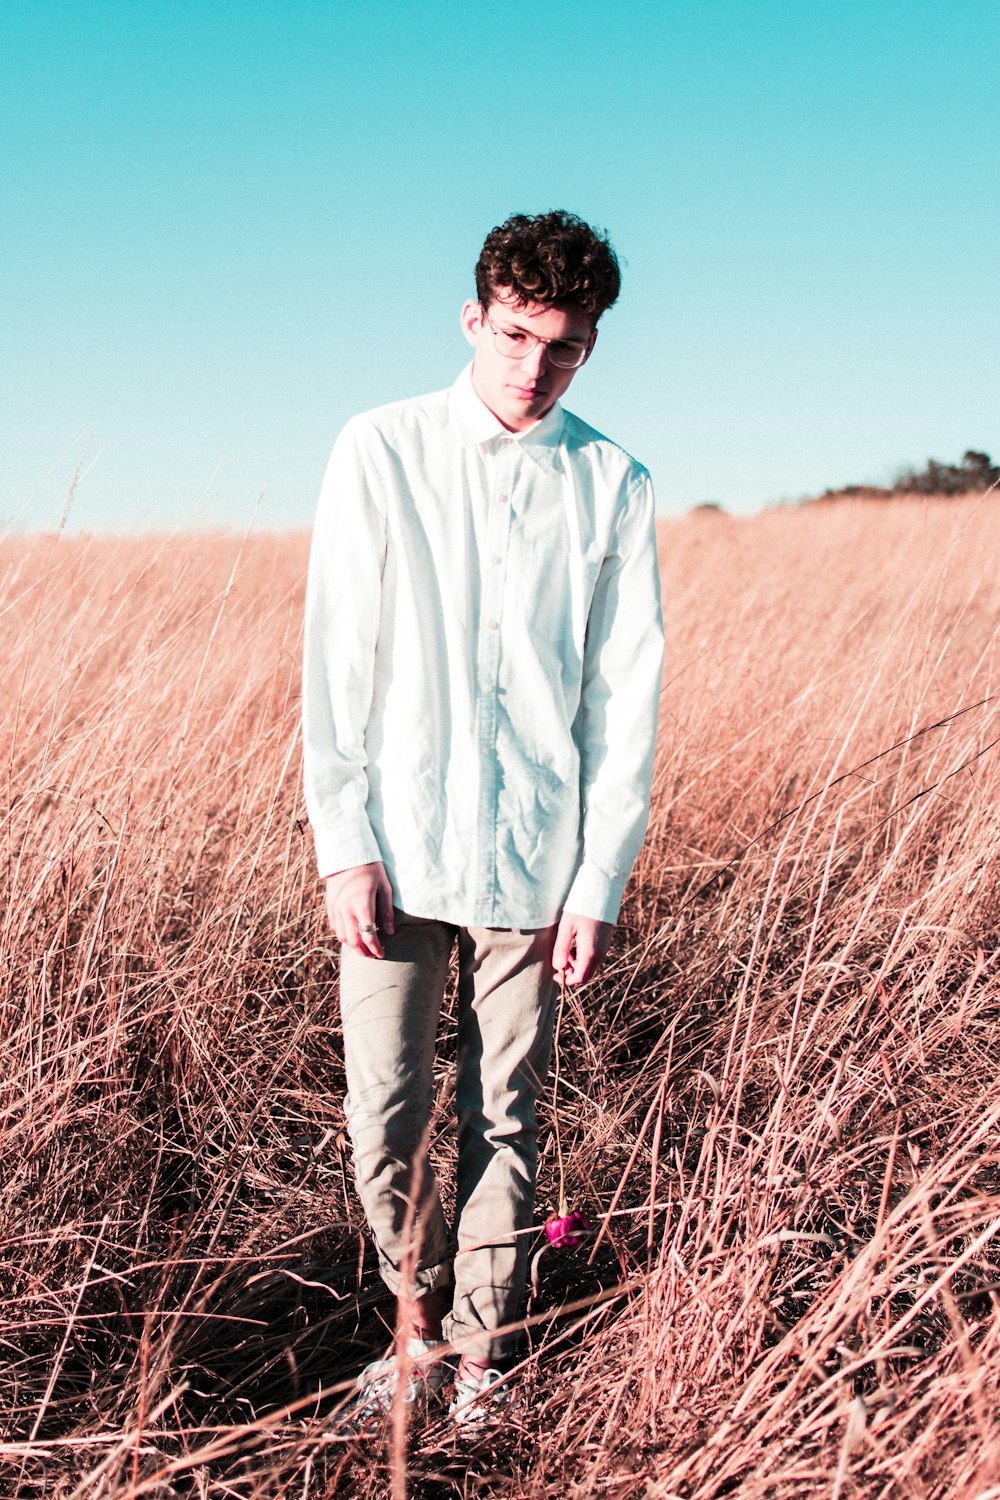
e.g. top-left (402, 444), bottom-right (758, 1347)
top-left (302, 418), bottom-right (388, 878)
top-left (302, 373), bottom-right (661, 928)
top-left (562, 471), bottom-right (664, 923)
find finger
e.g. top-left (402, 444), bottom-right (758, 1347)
top-left (584, 941), bottom-right (610, 982)
top-left (354, 907), bottom-right (384, 960)
top-left (366, 931), bottom-right (385, 960)
top-left (331, 898), bottom-right (353, 949)
top-left (570, 935), bottom-right (599, 986)
top-left (552, 923), bottom-right (573, 976)
top-left (375, 879), bottom-right (395, 937)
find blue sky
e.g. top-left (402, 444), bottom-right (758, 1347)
top-left (2, 0), bottom-right (997, 531)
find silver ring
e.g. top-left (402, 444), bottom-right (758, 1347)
top-left (359, 923), bottom-right (378, 935)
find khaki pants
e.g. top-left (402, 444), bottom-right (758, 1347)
top-left (339, 911), bottom-right (558, 1362)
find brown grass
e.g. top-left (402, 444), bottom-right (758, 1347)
top-left (3, 494), bottom-right (1000, 1497)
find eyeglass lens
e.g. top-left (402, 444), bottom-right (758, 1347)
top-left (490, 324), bottom-right (588, 369)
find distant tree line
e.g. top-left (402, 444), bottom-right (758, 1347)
top-left (822, 450), bottom-right (1000, 501)
top-left (894, 449), bottom-right (999, 495)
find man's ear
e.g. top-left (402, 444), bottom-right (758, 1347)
top-left (460, 299), bottom-right (484, 349)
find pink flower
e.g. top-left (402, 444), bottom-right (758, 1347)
top-left (544, 1210), bottom-right (590, 1249)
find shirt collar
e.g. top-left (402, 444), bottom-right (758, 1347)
top-left (448, 363), bottom-right (564, 469)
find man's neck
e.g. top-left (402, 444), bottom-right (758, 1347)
top-left (469, 368), bottom-right (553, 435)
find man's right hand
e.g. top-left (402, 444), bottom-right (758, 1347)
top-left (324, 862), bottom-right (395, 959)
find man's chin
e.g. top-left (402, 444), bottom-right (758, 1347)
top-left (504, 393), bottom-right (551, 427)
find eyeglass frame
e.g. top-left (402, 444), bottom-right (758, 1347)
top-left (482, 310), bottom-right (595, 370)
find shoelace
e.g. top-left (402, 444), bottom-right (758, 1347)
top-left (345, 1340), bottom-right (448, 1423)
top-left (450, 1367), bottom-right (511, 1424)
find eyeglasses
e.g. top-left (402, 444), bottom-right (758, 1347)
top-left (483, 312), bottom-right (592, 370)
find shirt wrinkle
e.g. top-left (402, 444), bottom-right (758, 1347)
top-left (302, 364), bottom-right (664, 927)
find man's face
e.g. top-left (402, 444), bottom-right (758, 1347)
top-left (461, 291), bottom-right (596, 432)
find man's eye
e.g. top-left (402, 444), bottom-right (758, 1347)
top-left (550, 343), bottom-right (576, 358)
top-left (503, 330), bottom-right (528, 343)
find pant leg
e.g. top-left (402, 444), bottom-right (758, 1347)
top-left (444, 924), bottom-right (558, 1362)
top-left (339, 909), bottom-right (456, 1298)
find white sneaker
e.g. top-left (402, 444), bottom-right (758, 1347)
top-left (336, 1337), bottom-right (449, 1433)
top-left (448, 1366), bottom-right (512, 1429)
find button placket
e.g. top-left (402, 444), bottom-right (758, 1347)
top-left (473, 449), bottom-right (513, 923)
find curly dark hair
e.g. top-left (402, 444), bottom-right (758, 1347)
top-left (475, 211), bottom-right (621, 323)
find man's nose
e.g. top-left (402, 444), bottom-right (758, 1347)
top-left (522, 339), bottom-right (549, 376)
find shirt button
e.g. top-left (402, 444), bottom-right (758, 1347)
top-left (498, 493), bottom-right (508, 503)
top-left (481, 745), bottom-right (489, 755)
top-left (492, 555), bottom-right (503, 566)
top-left (486, 620), bottom-right (498, 630)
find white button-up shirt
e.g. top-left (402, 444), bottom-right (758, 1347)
top-left (302, 365), bottom-right (664, 927)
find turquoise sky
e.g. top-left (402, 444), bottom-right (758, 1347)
top-left (2, 0), bottom-right (998, 531)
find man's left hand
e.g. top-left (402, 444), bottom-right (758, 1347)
top-left (553, 911), bottom-right (613, 986)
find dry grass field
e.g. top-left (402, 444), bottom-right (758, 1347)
top-left (3, 494), bottom-right (1000, 1498)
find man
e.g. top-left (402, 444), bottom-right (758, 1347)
top-left (302, 210), bottom-right (663, 1426)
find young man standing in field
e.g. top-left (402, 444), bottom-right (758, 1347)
top-left (302, 210), bottom-right (663, 1426)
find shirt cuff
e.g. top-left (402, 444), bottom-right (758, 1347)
top-left (562, 862), bottom-right (628, 925)
top-left (313, 823), bottom-right (383, 881)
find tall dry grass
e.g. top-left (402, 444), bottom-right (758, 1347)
top-left (2, 495), bottom-right (1000, 1498)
